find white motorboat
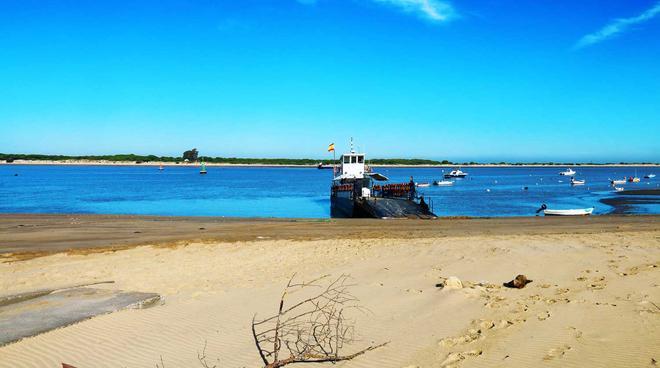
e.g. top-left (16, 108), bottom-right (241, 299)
top-left (644, 174), bottom-right (656, 179)
top-left (433, 180), bottom-right (454, 186)
top-left (543, 207), bottom-right (594, 216)
top-left (416, 182), bottom-right (430, 188)
top-left (559, 168), bottom-right (576, 176)
top-left (444, 169), bottom-right (468, 178)
top-left (614, 187), bottom-right (624, 192)
top-left (570, 178), bottom-right (585, 185)
top-left (610, 178), bottom-right (626, 185)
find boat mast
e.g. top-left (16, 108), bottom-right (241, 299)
top-left (333, 145), bottom-right (336, 175)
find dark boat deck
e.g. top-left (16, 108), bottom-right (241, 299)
top-left (353, 197), bottom-right (435, 218)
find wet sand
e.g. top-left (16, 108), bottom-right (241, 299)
top-left (599, 189), bottom-right (660, 214)
top-left (1, 214), bottom-right (657, 258)
top-left (0, 215), bottom-right (658, 368)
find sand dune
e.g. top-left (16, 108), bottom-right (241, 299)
top-left (0, 223), bottom-right (659, 367)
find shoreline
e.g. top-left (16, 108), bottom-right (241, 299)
top-left (2, 160), bottom-right (659, 168)
top-left (1, 213), bottom-right (658, 257)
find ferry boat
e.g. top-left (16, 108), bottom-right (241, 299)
top-left (330, 146), bottom-right (436, 219)
top-left (444, 169), bottom-right (468, 178)
top-left (559, 168), bottom-right (576, 176)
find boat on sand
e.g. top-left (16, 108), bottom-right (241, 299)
top-left (543, 208), bottom-right (593, 216)
top-left (536, 204), bottom-right (594, 216)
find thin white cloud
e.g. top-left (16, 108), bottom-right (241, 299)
top-left (576, 2), bottom-right (660, 49)
top-left (296, 0), bottom-right (456, 23)
top-left (373, 0), bottom-right (456, 22)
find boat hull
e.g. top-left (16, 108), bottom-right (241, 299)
top-left (331, 192), bottom-right (435, 219)
top-left (543, 208), bottom-right (593, 216)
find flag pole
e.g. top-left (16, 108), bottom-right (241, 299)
top-left (333, 147), bottom-right (336, 175)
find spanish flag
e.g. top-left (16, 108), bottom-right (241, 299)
top-left (327, 143), bottom-right (335, 152)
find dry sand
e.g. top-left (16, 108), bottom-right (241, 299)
top-left (0, 215), bottom-right (658, 367)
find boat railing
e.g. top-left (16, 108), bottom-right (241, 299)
top-left (372, 183), bottom-right (415, 200)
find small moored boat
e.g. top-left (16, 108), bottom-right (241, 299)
top-left (537, 204), bottom-right (593, 216)
top-left (570, 178), bottom-right (585, 185)
top-left (644, 174), bottom-right (656, 179)
top-left (544, 208), bottom-right (593, 216)
top-left (416, 182), bottom-right (431, 188)
top-left (614, 186), bottom-right (624, 192)
top-left (610, 178), bottom-right (626, 185)
top-left (559, 168), bottom-right (576, 176)
top-left (200, 162), bottom-right (207, 174)
top-left (433, 180), bottom-right (453, 186)
top-left (444, 169), bottom-right (468, 178)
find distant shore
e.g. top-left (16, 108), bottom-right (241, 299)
top-left (2, 159), bottom-right (659, 168)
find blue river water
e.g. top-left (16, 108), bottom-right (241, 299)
top-left (0, 165), bottom-right (658, 218)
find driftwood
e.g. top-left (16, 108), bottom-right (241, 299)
top-left (67, 275), bottom-right (386, 368)
top-left (503, 274), bottom-right (533, 289)
top-left (252, 274), bottom-right (387, 368)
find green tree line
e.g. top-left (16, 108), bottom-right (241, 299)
top-left (0, 153), bottom-right (655, 166)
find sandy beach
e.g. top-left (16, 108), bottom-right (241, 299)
top-left (1, 215), bottom-right (659, 367)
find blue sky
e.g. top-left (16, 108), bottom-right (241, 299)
top-left (0, 0), bottom-right (659, 162)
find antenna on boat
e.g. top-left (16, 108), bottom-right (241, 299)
top-left (350, 137), bottom-right (354, 153)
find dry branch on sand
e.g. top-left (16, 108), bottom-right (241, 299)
top-left (251, 274), bottom-right (388, 368)
top-left (66, 274), bottom-right (385, 368)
